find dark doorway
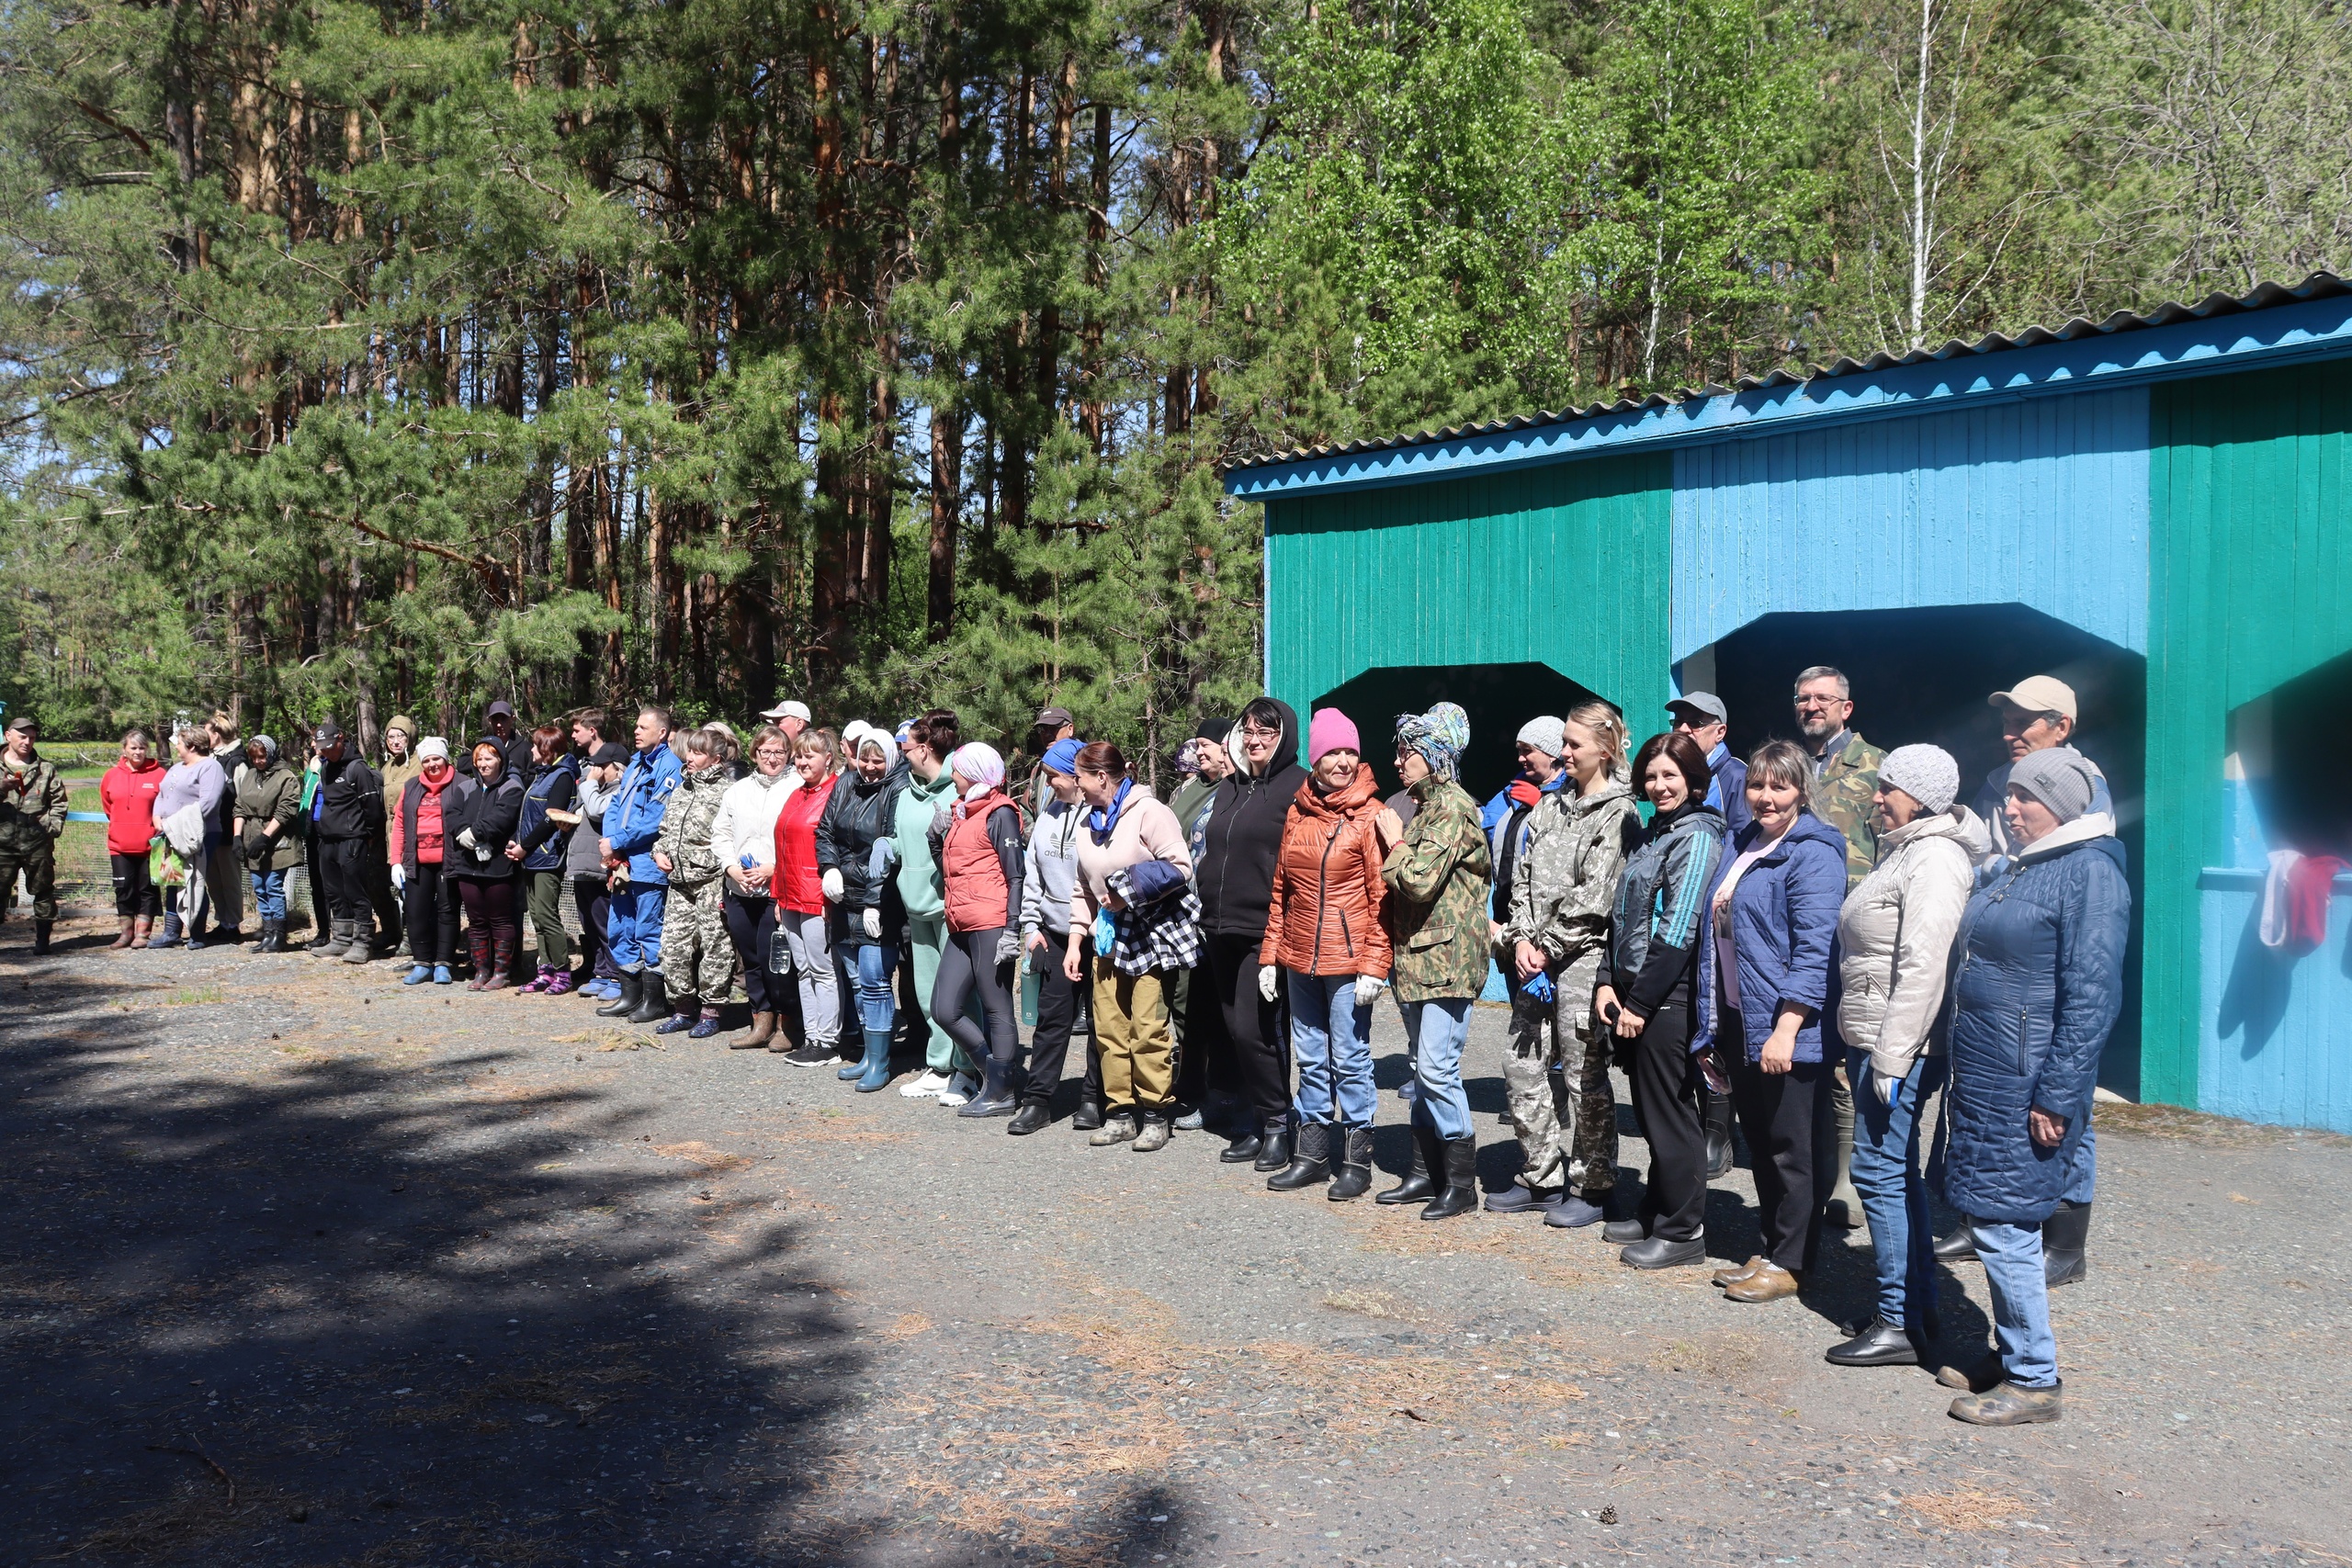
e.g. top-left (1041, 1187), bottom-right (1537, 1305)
top-left (2245, 648), bottom-right (2352, 859)
top-left (1315, 661), bottom-right (1601, 802)
top-left (1704, 604), bottom-right (2148, 1097)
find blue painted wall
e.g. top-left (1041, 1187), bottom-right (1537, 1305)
top-left (2199, 872), bottom-right (2352, 1132)
top-left (1669, 388), bottom-right (2151, 662)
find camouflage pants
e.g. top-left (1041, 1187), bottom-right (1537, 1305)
top-left (659, 878), bottom-right (741, 1006)
top-left (0, 841), bottom-right (58, 922)
top-left (1500, 955), bottom-right (1620, 1193)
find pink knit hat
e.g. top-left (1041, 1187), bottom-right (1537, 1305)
top-left (1307, 707), bottom-right (1361, 762)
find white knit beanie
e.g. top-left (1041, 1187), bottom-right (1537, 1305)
top-left (1878, 744), bottom-right (1960, 816)
top-left (1515, 716), bottom-right (1566, 761)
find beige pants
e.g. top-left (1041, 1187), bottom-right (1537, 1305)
top-left (1092, 968), bottom-right (1174, 1112)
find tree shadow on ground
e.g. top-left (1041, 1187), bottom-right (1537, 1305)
top-left (0, 958), bottom-right (1193, 1566)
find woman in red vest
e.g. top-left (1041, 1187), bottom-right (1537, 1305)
top-left (933, 741), bottom-right (1026, 1118)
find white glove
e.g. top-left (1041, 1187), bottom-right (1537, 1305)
top-left (821, 867), bottom-right (844, 903)
top-left (1355, 975), bottom-right (1387, 1001)
top-left (994, 930), bottom-right (1020, 965)
top-left (457, 828), bottom-right (477, 850)
top-left (1873, 1066), bottom-right (1900, 1105)
top-left (862, 907), bottom-right (881, 939)
top-left (1257, 964), bottom-right (1279, 1003)
top-left (390, 863), bottom-right (405, 892)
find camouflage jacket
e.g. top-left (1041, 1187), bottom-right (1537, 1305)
top-left (654, 762), bottom-right (734, 888)
top-left (1507, 774), bottom-right (1640, 968)
top-left (1814, 729), bottom-right (1886, 891)
top-left (1380, 774), bottom-right (1493, 1003)
top-left (0, 750), bottom-right (68, 854)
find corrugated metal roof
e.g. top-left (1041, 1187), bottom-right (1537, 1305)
top-left (1224, 271), bottom-right (2352, 476)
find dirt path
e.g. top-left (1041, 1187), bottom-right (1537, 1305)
top-left (3, 916), bottom-right (2345, 1566)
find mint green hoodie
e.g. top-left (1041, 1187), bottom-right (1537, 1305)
top-left (891, 765), bottom-right (957, 920)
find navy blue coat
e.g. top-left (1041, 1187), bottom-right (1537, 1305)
top-left (514, 752), bottom-right (582, 874)
top-left (1692, 812), bottom-right (1849, 1063)
top-left (1941, 828), bottom-right (2131, 1224)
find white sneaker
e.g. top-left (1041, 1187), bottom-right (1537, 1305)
top-left (936, 1072), bottom-right (978, 1108)
top-left (899, 1069), bottom-right (951, 1099)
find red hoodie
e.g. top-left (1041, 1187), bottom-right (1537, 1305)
top-left (100, 757), bottom-right (165, 855)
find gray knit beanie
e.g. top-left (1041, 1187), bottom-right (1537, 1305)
top-left (2008, 748), bottom-right (2098, 823)
top-left (1515, 716), bottom-right (1566, 761)
top-left (1878, 744), bottom-right (1959, 816)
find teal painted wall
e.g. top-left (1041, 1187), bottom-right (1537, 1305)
top-left (1263, 454), bottom-right (1674, 740)
top-left (2147, 364), bottom-right (2352, 1113)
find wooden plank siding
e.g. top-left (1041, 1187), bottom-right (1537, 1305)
top-left (1262, 454), bottom-right (1674, 735)
top-left (2147, 364), bottom-right (2352, 1119)
top-left (1669, 389), bottom-right (2151, 662)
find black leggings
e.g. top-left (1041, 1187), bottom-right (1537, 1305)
top-left (720, 893), bottom-right (784, 1014)
top-left (404, 863), bottom-right (458, 965)
top-left (1185, 932), bottom-right (1292, 1118)
top-left (932, 926), bottom-right (1018, 1068)
top-left (110, 852), bottom-right (163, 919)
top-left (1627, 1005), bottom-right (1707, 1242)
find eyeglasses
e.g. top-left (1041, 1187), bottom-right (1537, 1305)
top-left (1238, 725), bottom-right (1279, 740)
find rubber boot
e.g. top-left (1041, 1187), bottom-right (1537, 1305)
top-left (1219, 1118), bottom-right (1269, 1165)
top-left (1327, 1126), bottom-right (1375, 1201)
top-left (957, 1057), bottom-right (1022, 1119)
top-left (520, 964), bottom-right (555, 995)
top-left (466, 930), bottom-right (498, 990)
top-left (741, 1010), bottom-right (776, 1050)
top-left (854, 1029), bottom-right (893, 1092)
top-left (2043, 1201), bottom-right (2091, 1289)
top-left (1377, 1122), bottom-right (1442, 1205)
top-left (1704, 1089), bottom-right (1736, 1179)
top-left (1252, 1115), bottom-right (1294, 1174)
top-left (33, 919), bottom-right (52, 955)
top-left (1823, 1072), bottom-right (1861, 1227)
top-left (130, 915), bottom-right (153, 949)
top-left (1933, 1221), bottom-right (1979, 1263)
top-left (483, 928), bottom-right (517, 988)
top-left (1422, 1136), bottom-right (1479, 1220)
top-left (628, 972), bottom-right (672, 1025)
top-left (1266, 1121), bottom-right (1331, 1191)
top-left (258, 919), bottom-right (286, 953)
top-left (111, 916), bottom-right (137, 950)
top-left (316, 918), bottom-right (354, 958)
top-left (596, 972), bottom-right (642, 1019)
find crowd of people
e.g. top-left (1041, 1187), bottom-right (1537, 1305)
top-left (0, 666), bottom-right (2130, 1428)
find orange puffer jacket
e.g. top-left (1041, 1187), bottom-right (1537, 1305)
top-left (1261, 769), bottom-right (1393, 978)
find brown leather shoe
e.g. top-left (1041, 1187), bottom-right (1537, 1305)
top-left (1722, 1262), bottom-right (1801, 1303)
top-left (1712, 1254), bottom-right (1765, 1288)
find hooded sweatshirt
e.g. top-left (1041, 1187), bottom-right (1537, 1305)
top-left (1195, 697), bottom-right (1308, 950)
top-left (101, 754), bottom-right (166, 855)
top-left (891, 763), bottom-right (959, 921)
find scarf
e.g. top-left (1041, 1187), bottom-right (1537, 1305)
top-left (1087, 775), bottom-right (1134, 845)
top-left (1395, 702), bottom-right (1471, 781)
top-left (948, 741), bottom-right (1007, 811)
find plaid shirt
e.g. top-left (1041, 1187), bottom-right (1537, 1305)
top-left (1103, 865), bottom-right (1204, 977)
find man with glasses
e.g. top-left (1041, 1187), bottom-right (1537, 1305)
top-left (1792, 665), bottom-right (1885, 890)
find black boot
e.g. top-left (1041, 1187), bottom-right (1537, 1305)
top-left (1422, 1136), bottom-right (1479, 1220)
top-left (1069, 1093), bottom-right (1105, 1133)
top-left (626, 971), bottom-right (670, 1025)
top-left (597, 972), bottom-right (643, 1020)
top-left (1266, 1121), bottom-right (1331, 1190)
top-left (1251, 1115), bottom-right (1294, 1174)
top-left (1934, 1221), bottom-right (1979, 1263)
top-left (957, 1058), bottom-right (1022, 1119)
top-left (1220, 1114), bottom-right (1272, 1165)
top-left (1377, 1122), bottom-right (1442, 1205)
top-left (2043, 1201), bottom-right (2090, 1288)
top-left (1006, 1099), bottom-right (1052, 1136)
top-left (33, 919), bottom-right (52, 955)
top-left (258, 919), bottom-right (286, 953)
top-left (1704, 1089), bottom-right (1736, 1179)
top-left (1327, 1126), bottom-right (1375, 1201)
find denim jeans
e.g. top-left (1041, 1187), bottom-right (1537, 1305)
top-left (1286, 970), bottom-right (1374, 1127)
top-left (1849, 1049), bottom-right (1946, 1335)
top-left (1969, 1218), bottom-right (2057, 1389)
top-left (1403, 998), bottom-right (1473, 1139)
top-left (849, 940), bottom-right (896, 1038)
top-left (248, 867), bottom-right (288, 923)
top-left (2063, 1121), bottom-right (2097, 1204)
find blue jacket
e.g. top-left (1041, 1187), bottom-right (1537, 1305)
top-left (1706, 743), bottom-right (1753, 834)
top-left (1482, 770), bottom-right (1569, 921)
top-left (514, 752), bottom-right (582, 874)
top-left (606, 740), bottom-right (683, 886)
top-left (1939, 822), bottom-right (2131, 1224)
top-left (1691, 812), bottom-right (1849, 1063)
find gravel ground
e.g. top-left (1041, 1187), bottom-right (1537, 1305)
top-left (3, 914), bottom-right (2347, 1567)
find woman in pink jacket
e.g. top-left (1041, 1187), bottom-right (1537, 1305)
top-left (1066, 740), bottom-right (1193, 1153)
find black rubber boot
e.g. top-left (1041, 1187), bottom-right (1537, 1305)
top-left (1069, 1093), bottom-right (1105, 1133)
top-left (1705, 1089), bottom-right (1736, 1179)
top-left (1934, 1221), bottom-right (1979, 1263)
top-left (1377, 1122), bottom-right (1442, 1205)
top-left (33, 919), bottom-right (52, 955)
top-left (1251, 1115), bottom-right (1293, 1174)
top-left (957, 1058), bottom-right (1022, 1119)
top-left (1327, 1126), bottom-right (1374, 1201)
top-left (1006, 1100), bottom-right (1052, 1136)
top-left (263, 919), bottom-right (288, 953)
top-left (596, 972), bottom-right (642, 1019)
top-left (1266, 1121), bottom-right (1331, 1190)
top-left (1421, 1136), bottom-right (1479, 1220)
top-left (2043, 1201), bottom-right (2090, 1288)
top-left (1220, 1116), bottom-right (1271, 1165)
top-left (626, 971), bottom-right (670, 1025)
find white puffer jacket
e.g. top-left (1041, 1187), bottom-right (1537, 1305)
top-left (1835, 807), bottom-right (1989, 1082)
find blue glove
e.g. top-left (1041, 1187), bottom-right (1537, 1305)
top-left (1523, 970), bottom-right (1555, 1003)
top-left (1093, 907), bottom-right (1117, 957)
